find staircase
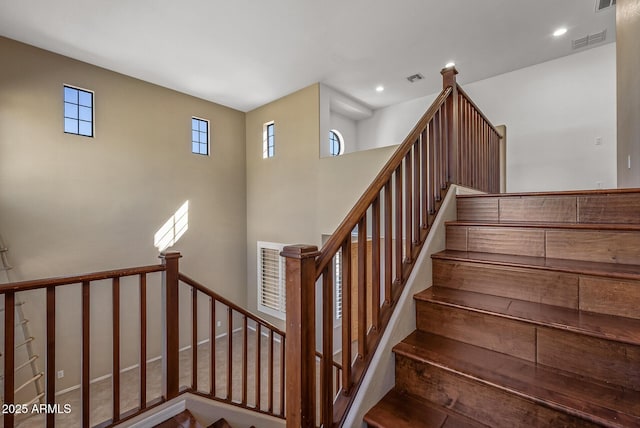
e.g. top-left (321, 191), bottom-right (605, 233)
top-left (365, 189), bottom-right (640, 428)
top-left (152, 410), bottom-right (253, 428)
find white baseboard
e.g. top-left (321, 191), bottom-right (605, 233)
top-left (127, 399), bottom-right (186, 428)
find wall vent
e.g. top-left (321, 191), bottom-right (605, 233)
top-left (406, 73), bottom-right (424, 83)
top-left (596, 0), bottom-right (616, 12)
top-left (572, 29), bottom-right (607, 50)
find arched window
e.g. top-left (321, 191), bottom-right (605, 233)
top-left (329, 130), bottom-right (344, 156)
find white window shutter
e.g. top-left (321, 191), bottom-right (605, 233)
top-left (257, 242), bottom-right (286, 319)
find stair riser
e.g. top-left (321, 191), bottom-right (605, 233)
top-left (580, 276), bottom-right (640, 319)
top-left (446, 225), bottom-right (640, 264)
top-left (395, 355), bottom-right (601, 428)
top-left (416, 301), bottom-right (640, 390)
top-left (416, 301), bottom-right (536, 362)
top-left (433, 259), bottom-right (579, 309)
top-left (433, 259), bottom-right (640, 319)
top-left (457, 193), bottom-right (640, 224)
top-left (537, 328), bottom-right (640, 391)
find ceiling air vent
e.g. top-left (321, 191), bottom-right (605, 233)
top-left (596, 0), bottom-right (616, 12)
top-left (406, 73), bottom-right (424, 83)
top-left (572, 29), bottom-right (607, 50)
top-left (572, 36), bottom-right (589, 50)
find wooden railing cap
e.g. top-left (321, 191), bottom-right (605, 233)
top-left (441, 66), bottom-right (458, 89)
top-left (280, 244), bottom-right (320, 260)
top-left (159, 251), bottom-right (182, 260)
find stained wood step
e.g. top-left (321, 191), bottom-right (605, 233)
top-left (415, 289), bottom-right (640, 390)
top-left (445, 223), bottom-right (640, 264)
top-left (433, 250), bottom-right (640, 282)
top-left (153, 409), bottom-right (204, 428)
top-left (394, 331), bottom-right (640, 428)
top-left (457, 189), bottom-right (640, 224)
top-left (432, 250), bottom-right (640, 319)
top-left (415, 287), bottom-right (640, 346)
top-left (364, 388), bottom-right (486, 428)
top-left (208, 418), bottom-right (233, 428)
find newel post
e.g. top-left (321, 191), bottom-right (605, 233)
top-left (442, 66), bottom-right (459, 185)
top-left (160, 251), bottom-right (182, 400)
top-left (281, 244), bottom-right (320, 428)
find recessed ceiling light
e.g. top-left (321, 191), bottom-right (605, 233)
top-left (445, 62), bottom-right (455, 68)
top-left (375, 85), bottom-right (384, 92)
top-left (553, 28), bottom-right (568, 37)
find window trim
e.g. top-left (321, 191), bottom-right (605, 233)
top-left (263, 121), bottom-right (275, 159)
top-left (191, 116), bottom-right (210, 156)
top-left (257, 241), bottom-right (287, 320)
top-left (63, 84), bottom-right (95, 138)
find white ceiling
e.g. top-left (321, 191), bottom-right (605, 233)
top-left (0, 0), bottom-right (616, 112)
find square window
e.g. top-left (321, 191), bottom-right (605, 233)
top-left (78, 91), bottom-right (92, 107)
top-left (64, 86), bottom-right (78, 103)
top-left (64, 118), bottom-right (78, 134)
top-left (191, 117), bottom-right (209, 156)
top-left (79, 106), bottom-right (92, 121)
top-left (64, 102), bottom-right (78, 119)
top-left (79, 121), bottom-right (92, 136)
top-left (64, 85), bottom-right (93, 137)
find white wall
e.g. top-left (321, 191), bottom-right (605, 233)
top-left (357, 93), bottom-right (438, 152)
top-left (356, 43), bottom-right (617, 192)
top-left (329, 111), bottom-right (357, 154)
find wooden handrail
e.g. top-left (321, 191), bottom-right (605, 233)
top-left (2, 260), bottom-right (169, 428)
top-left (0, 264), bottom-right (165, 293)
top-left (1, 253), bottom-right (286, 427)
top-left (316, 86), bottom-right (452, 275)
top-left (178, 273), bottom-right (286, 336)
top-left (178, 271), bottom-right (286, 419)
top-left (283, 67), bottom-right (501, 427)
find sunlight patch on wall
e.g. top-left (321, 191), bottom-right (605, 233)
top-left (154, 201), bottom-right (189, 251)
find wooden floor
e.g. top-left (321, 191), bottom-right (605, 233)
top-left (365, 190), bottom-right (640, 428)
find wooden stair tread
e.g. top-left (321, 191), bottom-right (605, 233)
top-left (394, 331), bottom-right (640, 427)
top-left (456, 188), bottom-right (640, 198)
top-left (364, 389), bottom-right (486, 428)
top-left (415, 287), bottom-right (640, 346)
top-left (446, 221), bottom-right (640, 231)
top-left (432, 250), bottom-right (640, 281)
top-left (153, 409), bottom-right (205, 428)
top-left (208, 418), bottom-right (233, 428)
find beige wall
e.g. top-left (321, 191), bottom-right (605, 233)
top-left (617, 0), bottom-right (640, 187)
top-left (245, 85), bottom-right (395, 327)
top-left (245, 84), bottom-right (321, 327)
top-left (0, 36), bottom-right (247, 394)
